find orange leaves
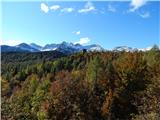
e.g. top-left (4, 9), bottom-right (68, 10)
top-left (101, 89), bottom-right (114, 118)
top-left (50, 71), bottom-right (71, 95)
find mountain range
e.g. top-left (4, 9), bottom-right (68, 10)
top-left (1, 42), bottom-right (104, 54)
top-left (1, 41), bottom-right (156, 53)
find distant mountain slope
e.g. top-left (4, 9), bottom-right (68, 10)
top-left (112, 45), bottom-right (157, 52)
top-left (1, 42), bottom-right (104, 53)
top-left (1, 45), bottom-right (29, 52)
top-left (113, 46), bottom-right (134, 52)
top-left (1, 42), bottom-right (157, 53)
top-left (30, 43), bottom-right (43, 50)
top-left (16, 43), bottom-right (40, 52)
top-left (1, 51), bottom-right (66, 63)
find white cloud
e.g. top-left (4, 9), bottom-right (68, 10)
top-left (61, 8), bottom-right (74, 13)
top-left (73, 31), bottom-right (81, 35)
top-left (50, 5), bottom-right (60, 11)
top-left (0, 40), bottom-right (22, 46)
top-left (78, 2), bottom-right (96, 13)
top-left (76, 31), bottom-right (80, 35)
top-left (41, 3), bottom-right (49, 13)
top-left (74, 37), bottom-right (90, 45)
top-left (127, 0), bottom-right (150, 19)
top-left (138, 11), bottom-right (150, 18)
top-left (129, 0), bottom-right (147, 12)
top-left (108, 4), bottom-right (116, 12)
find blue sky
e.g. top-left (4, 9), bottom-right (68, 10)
top-left (1, 0), bottom-right (160, 49)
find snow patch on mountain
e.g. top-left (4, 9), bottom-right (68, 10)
top-left (3, 42), bottom-right (104, 53)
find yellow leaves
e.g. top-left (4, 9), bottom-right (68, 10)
top-left (1, 79), bottom-right (10, 96)
top-left (101, 89), bottom-right (114, 118)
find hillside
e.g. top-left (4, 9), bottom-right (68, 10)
top-left (1, 47), bottom-right (160, 120)
top-left (1, 51), bottom-right (66, 63)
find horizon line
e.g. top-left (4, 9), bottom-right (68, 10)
top-left (1, 41), bottom-right (159, 50)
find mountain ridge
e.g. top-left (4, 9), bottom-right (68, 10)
top-left (1, 42), bottom-right (158, 53)
top-left (1, 42), bottom-right (104, 53)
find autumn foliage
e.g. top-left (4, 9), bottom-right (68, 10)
top-left (1, 46), bottom-right (160, 120)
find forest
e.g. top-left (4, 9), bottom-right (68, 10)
top-left (1, 45), bottom-right (160, 120)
